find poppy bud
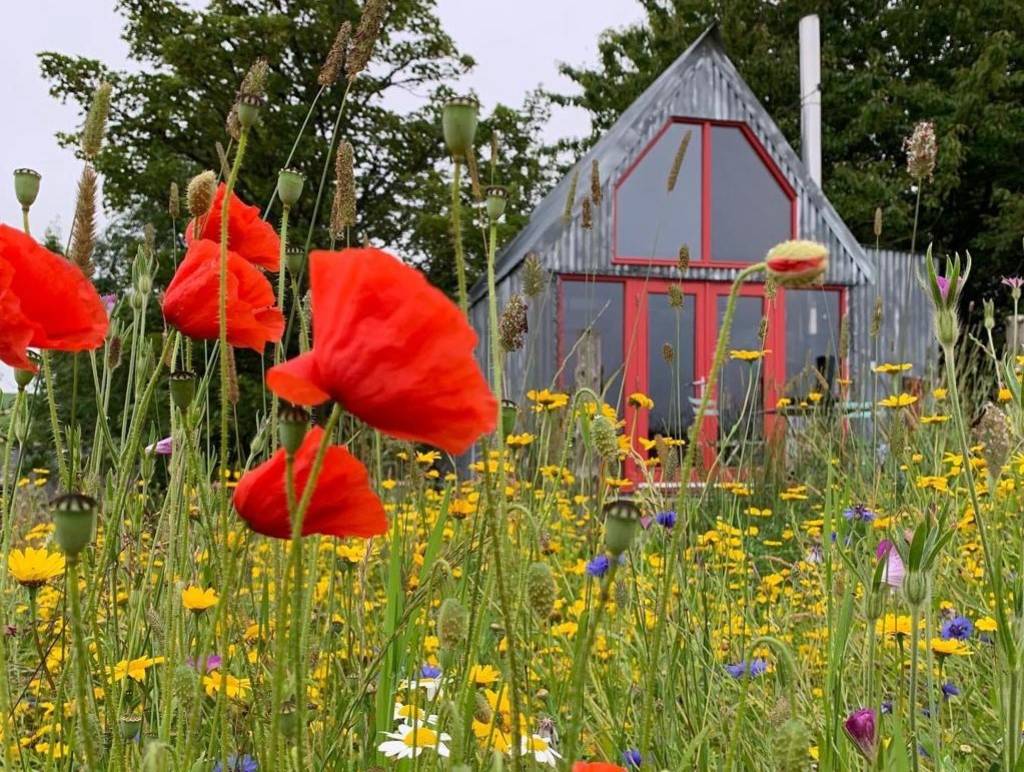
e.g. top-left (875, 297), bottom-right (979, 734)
top-left (603, 498), bottom-right (641, 556)
top-left (591, 415), bottom-right (619, 464)
top-left (500, 399), bottom-right (518, 438)
top-left (485, 185), bottom-right (508, 222)
top-left (843, 708), bottom-right (877, 761)
top-left (278, 404), bottom-right (310, 455)
top-left (236, 94), bottom-right (264, 130)
top-left (286, 246), bottom-right (307, 278)
top-left (277, 168), bottom-right (305, 208)
top-left (280, 704), bottom-right (298, 738)
top-left (186, 171), bottom-right (217, 219)
top-left (14, 354), bottom-right (39, 390)
top-left (526, 561), bottom-right (557, 620)
top-left (442, 96), bottom-right (479, 160)
top-left (903, 570), bottom-right (929, 607)
top-left (168, 182), bottom-right (180, 219)
top-left (51, 493), bottom-right (99, 558)
top-left (765, 240), bottom-right (828, 286)
top-left (14, 168), bottom-right (41, 209)
top-left (437, 597), bottom-right (469, 652)
top-left (169, 370), bottom-right (196, 410)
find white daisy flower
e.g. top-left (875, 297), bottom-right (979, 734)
top-left (378, 724), bottom-right (451, 760)
top-left (398, 672), bottom-right (444, 701)
top-left (521, 734), bottom-right (562, 766)
top-left (393, 702), bottom-right (438, 725)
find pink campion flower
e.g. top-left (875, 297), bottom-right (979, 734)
top-left (145, 436), bottom-right (173, 455)
top-left (876, 539), bottom-right (906, 589)
top-left (1002, 277), bottom-right (1024, 289)
top-left (100, 293), bottom-right (117, 316)
top-left (844, 708), bottom-right (877, 760)
top-left (935, 276), bottom-right (950, 301)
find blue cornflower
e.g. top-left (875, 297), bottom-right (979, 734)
top-left (843, 504), bottom-right (876, 523)
top-left (586, 554), bottom-right (611, 578)
top-left (622, 747), bottom-right (643, 767)
top-left (213, 755), bottom-right (258, 772)
top-left (940, 616), bottom-right (973, 641)
top-left (941, 681), bottom-right (960, 700)
top-left (420, 664), bottom-right (442, 678)
top-left (880, 700), bottom-right (893, 715)
top-left (655, 511), bottom-right (677, 529)
top-left (725, 659), bottom-right (767, 678)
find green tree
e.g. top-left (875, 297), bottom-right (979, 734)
top-left (552, 0), bottom-right (1024, 308)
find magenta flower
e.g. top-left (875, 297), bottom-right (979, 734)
top-left (876, 539), bottom-right (905, 589)
top-left (1002, 277), bottom-right (1024, 289)
top-left (844, 708), bottom-right (877, 760)
top-left (935, 276), bottom-right (950, 301)
top-left (145, 437), bottom-right (173, 455)
top-left (100, 293), bottom-right (117, 316)
top-left (187, 653), bottom-right (222, 673)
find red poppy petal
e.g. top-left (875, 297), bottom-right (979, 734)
top-left (233, 427), bottom-right (387, 540)
top-left (304, 248), bottom-right (497, 454)
top-left (266, 352), bottom-right (331, 406)
top-left (0, 224), bottom-right (108, 354)
top-left (186, 185), bottom-right (280, 270)
top-left (0, 259), bottom-right (36, 370)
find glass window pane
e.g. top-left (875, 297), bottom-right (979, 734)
top-left (717, 295), bottom-right (764, 453)
top-left (617, 123), bottom-right (702, 262)
top-left (561, 280), bottom-right (624, 401)
top-left (710, 126), bottom-right (791, 263)
top-left (646, 292), bottom-right (696, 448)
top-left (785, 289), bottom-right (841, 399)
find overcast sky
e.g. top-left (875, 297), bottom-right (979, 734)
top-left (0, 0), bottom-right (644, 390)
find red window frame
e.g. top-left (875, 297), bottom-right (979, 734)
top-left (556, 275), bottom-right (847, 480)
top-left (612, 118), bottom-right (798, 268)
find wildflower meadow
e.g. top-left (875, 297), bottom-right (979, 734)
top-left (2, 2), bottom-right (1024, 771)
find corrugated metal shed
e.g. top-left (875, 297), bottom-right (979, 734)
top-left (469, 23), bottom-right (874, 306)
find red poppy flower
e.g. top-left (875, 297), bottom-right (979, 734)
top-left (232, 426), bottom-right (387, 540)
top-left (266, 247), bottom-right (496, 455)
top-left (161, 239), bottom-right (284, 352)
top-left (0, 224), bottom-right (108, 370)
top-left (572, 763), bottom-right (627, 772)
top-left (185, 183), bottom-right (280, 271)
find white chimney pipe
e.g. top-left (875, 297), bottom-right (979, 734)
top-left (799, 14), bottom-right (822, 186)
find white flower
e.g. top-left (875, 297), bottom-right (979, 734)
top-left (521, 734), bottom-right (562, 766)
top-left (393, 702), bottom-right (438, 725)
top-left (398, 673), bottom-right (443, 701)
top-left (378, 724), bottom-right (451, 760)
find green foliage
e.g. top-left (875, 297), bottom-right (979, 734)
top-left (551, 0), bottom-right (1024, 306)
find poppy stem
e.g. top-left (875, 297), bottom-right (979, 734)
top-left (40, 352), bottom-right (69, 489)
top-left (271, 203), bottom-right (291, 450)
top-left (451, 160), bottom-right (469, 316)
top-left (67, 557), bottom-right (100, 769)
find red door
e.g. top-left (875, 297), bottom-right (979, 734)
top-left (623, 279), bottom-right (784, 482)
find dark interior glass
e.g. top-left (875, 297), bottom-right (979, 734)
top-left (616, 122), bottom-right (702, 262)
top-left (561, 280), bottom-right (624, 403)
top-left (646, 292), bottom-right (697, 446)
top-left (717, 295), bottom-right (764, 451)
top-left (785, 288), bottom-right (841, 400)
top-left (710, 125), bottom-right (791, 263)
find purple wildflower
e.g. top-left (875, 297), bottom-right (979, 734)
top-left (146, 436), bottom-right (173, 456)
top-left (101, 293), bottom-right (117, 316)
top-left (420, 664), bottom-right (442, 678)
top-left (940, 616), bottom-right (973, 640)
top-left (586, 554), bottom-right (611, 578)
top-left (622, 748), bottom-right (642, 767)
top-left (843, 708), bottom-right (877, 760)
top-left (213, 755), bottom-right (258, 772)
top-left (725, 659), bottom-right (767, 679)
top-left (1002, 277), bottom-right (1024, 289)
top-left (876, 539), bottom-right (905, 589)
top-left (188, 654), bottom-right (222, 673)
top-left (941, 681), bottom-right (960, 700)
top-left (843, 504), bottom-right (875, 523)
top-left (655, 511), bottom-right (677, 529)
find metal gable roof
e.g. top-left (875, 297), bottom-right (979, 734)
top-left (469, 23), bottom-right (875, 304)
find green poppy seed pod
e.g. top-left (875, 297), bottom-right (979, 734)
top-left (51, 493), bottom-right (99, 557)
top-left (278, 404), bottom-right (310, 455)
top-left (169, 370), bottom-right (196, 410)
top-left (501, 400), bottom-right (518, 439)
top-left (280, 705), bottom-right (298, 738)
top-left (286, 246), bottom-right (307, 278)
top-left (236, 94), bottom-right (264, 131)
top-left (442, 96), bottom-right (479, 160)
top-left (603, 498), bottom-right (641, 556)
top-left (14, 357), bottom-right (38, 391)
top-left (526, 561), bottom-right (557, 620)
top-left (437, 597), bottom-right (469, 652)
top-left (277, 168), bottom-right (305, 208)
top-left (485, 185), bottom-right (508, 222)
top-left (14, 168), bottom-right (41, 209)
top-left (903, 570), bottom-right (929, 608)
top-left (119, 714), bottom-right (143, 741)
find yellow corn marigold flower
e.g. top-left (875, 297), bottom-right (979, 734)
top-left (932, 387), bottom-right (947, 399)
top-left (202, 672), bottom-right (251, 700)
top-left (878, 393), bottom-right (917, 408)
top-left (776, 397), bottom-right (792, 408)
top-left (181, 585), bottom-right (219, 613)
top-left (627, 392), bottom-right (654, 409)
top-left (729, 349), bottom-right (768, 361)
top-left (920, 414), bottom-right (950, 424)
top-left (8, 548), bottom-right (65, 589)
top-left (929, 638), bottom-right (971, 657)
top-left (976, 616), bottom-right (997, 633)
top-left (415, 451), bottom-right (441, 465)
top-left (872, 362), bottom-right (912, 374)
top-left (469, 664), bottom-right (501, 685)
top-left (998, 387), bottom-right (1012, 402)
top-left (506, 433), bottom-right (535, 448)
top-left (527, 389), bottom-right (569, 411)
top-left (109, 655), bottom-right (165, 683)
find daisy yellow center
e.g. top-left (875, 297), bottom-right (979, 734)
top-left (527, 737), bottom-right (549, 752)
top-left (403, 727), bottom-right (438, 747)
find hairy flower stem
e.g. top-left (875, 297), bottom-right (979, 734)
top-left (452, 160), bottom-right (469, 316)
top-left (270, 204), bottom-right (291, 450)
top-left (639, 262), bottom-right (765, 760)
top-left (41, 354), bottom-right (69, 490)
top-left (268, 404), bottom-right (342, 768)
top-left (908, 604), bottom-right (922, 772)
top-left (483, 219), bottom-right (524, 769)
top-left (67, 558), bottom-right (99, 769)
